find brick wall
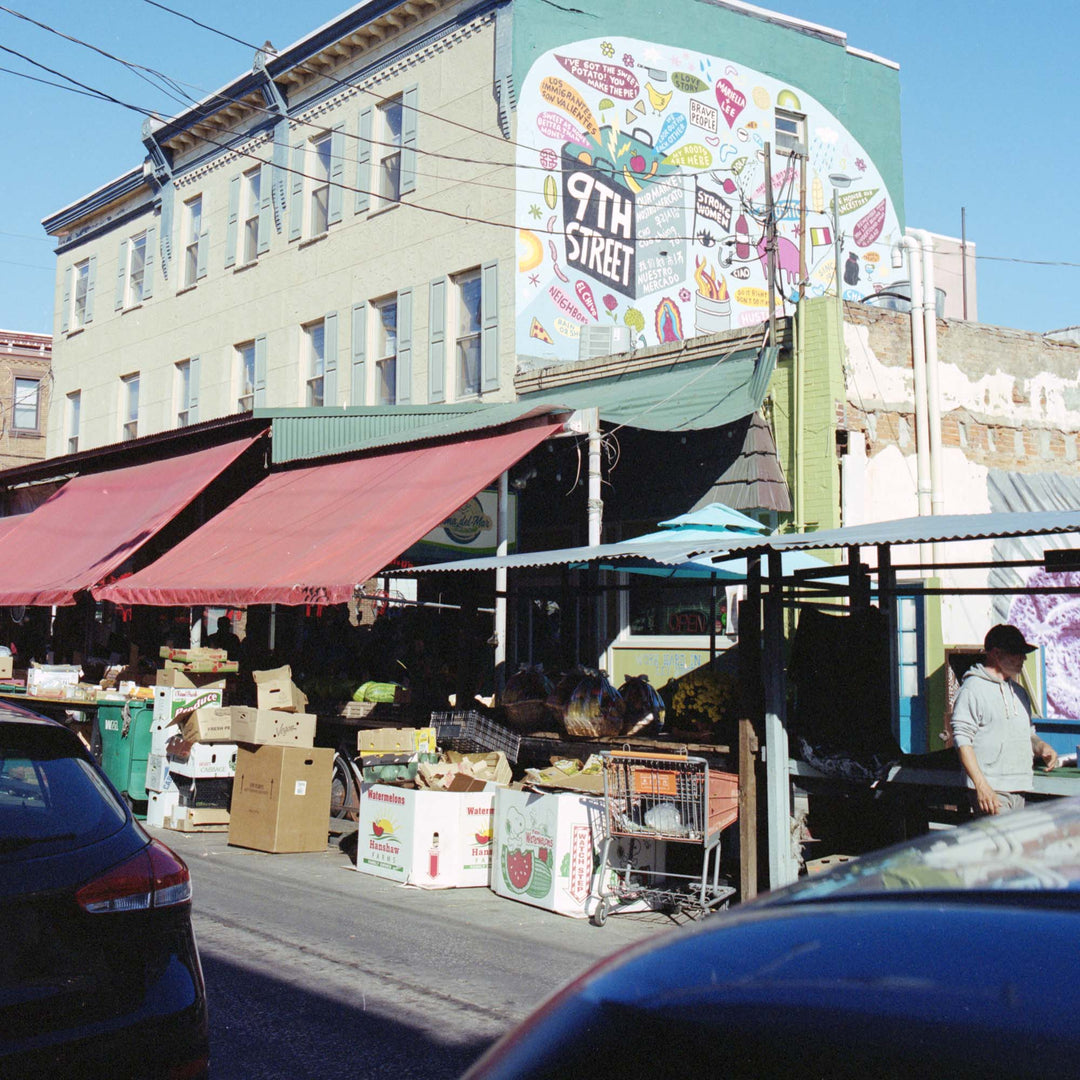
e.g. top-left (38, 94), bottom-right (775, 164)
top-left (0, 332), bottom-right (52, 471)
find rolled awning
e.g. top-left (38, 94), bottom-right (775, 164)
top-left (94, 421), bottom-right (562, 607)
top-left (0, 436), bottom-right (261, 607)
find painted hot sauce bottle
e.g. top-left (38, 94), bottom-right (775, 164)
top-left (429, 832), bottom-right (440, 878)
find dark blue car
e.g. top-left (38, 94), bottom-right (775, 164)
top-left (0, 705), bottom-right (208, 1078)
top-left (465, 797), bottom-right (1080, 1079)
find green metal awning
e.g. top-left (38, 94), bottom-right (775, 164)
top-left (518, 345), bottom-right (778, 432)
top-left (256, 403), bottom-right (569, 464)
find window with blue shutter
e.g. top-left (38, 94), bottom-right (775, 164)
top-left (396, 289), bottom-right (413, 405)
top-left (254, 334), bottom-right (268, 407)
top-left (258, 162), bottom-right (272, 253)
top-left (324, 311), bottom-right (339, 406)
top-left (61, 267), bottom-right (72, 334)
top-left (355, 108), bottom-right (372, 215)
top-left (188, 354), bottom-right (200, 425)
top-left (428, 277), bottom-right (446, 403)
top-left (272, 118), bottom-right (289, 231)
top-left (401, 84), bottom-right (418, 195)
top-left (351, 303), bottom-right (367, 405)
top-left (143, 226), bottom-right (157, 298)
top-left (84, 255), bottom-right (97, 325)
top-left (328, 124), bottom-right (345, 225)
top-left (115, 239), bottom-right (129, 311)
top-left (480, 259), bottom-right (499, 392)
top-left (289, 141), bottom-right (304, 241)
top-left (225, 176), bottom-right (241, 269)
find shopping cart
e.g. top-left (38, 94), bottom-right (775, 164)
top-left (589, 751), bottom-right (738, 926)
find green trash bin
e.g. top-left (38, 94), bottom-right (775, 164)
top-left (95, 700), bottom-right (155, 818)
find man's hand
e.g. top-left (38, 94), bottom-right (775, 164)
top-left (1038, 743), bottom-right (1059, 770)
top-left (974, 779), bottom-right (1000, 815)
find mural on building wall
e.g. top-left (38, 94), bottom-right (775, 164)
top-left (515, 36), bottom-right (904, 366)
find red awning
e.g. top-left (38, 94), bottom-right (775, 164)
top-left (95, 422), bottom-right (561, 607)
top-left (0, 436), bottom-right (260, 606)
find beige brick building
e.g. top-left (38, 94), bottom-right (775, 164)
top-left (0, 331), bottom-right (51, 471)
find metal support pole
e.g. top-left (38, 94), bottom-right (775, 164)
top-left (190, 607), bottom-right (202, 648)
top-left (495, 471), bottom-right (509, 697)
top-left (764, 143), bottom-right (777, 343)
top-left (880, 544), bottom-right (900, 747)
top-left (764, 550), bottom-right (796, 889)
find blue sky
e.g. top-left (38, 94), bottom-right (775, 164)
top-left (1, 0), bottom-right (1076, 335)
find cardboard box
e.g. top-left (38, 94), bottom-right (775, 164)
top-left (153, 684), bottom-right (225, 730)
top-left (229, 706), bottom-right (316, 747)
top-left (166, 806), bottom-right (230, 832)
top-left (155, 667), bottom-right (228, 690)
top-left (27, 663), bottom-right (81, 698)
top-left (159, 646), bottom-right (229, 662)
top-left (356, 784), bottom-right (495, 888)
top-left (170, 706), bottom-right (235, 744)
top-left (493, 787), bottom-right (665, 918)
top-left (253, 665), bottom-right (308, 713)
top-left (164, 657), bottom-right (238, 674)
top-left (146, 788), bottom-right (181, 828)
top-left (357, 726), bottom-right (437, 757)
top-left (0, 655), bottom-right (12, 680)
top-left (228, 745), bottom-right (333, 853)
top-left (145, 751), bottom-right (179, 794)
top-left (166, 738), bottom-right (237, 779)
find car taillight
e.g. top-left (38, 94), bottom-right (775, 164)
top-left (76, 839), bottom-right (193, 913)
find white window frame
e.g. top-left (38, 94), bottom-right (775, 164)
top-left (376, 96), bottom-right (404, 209)
top-left (175, 359), bottom-right (191, 428)
top-left (371, 297), bottom-right (398, 406)
top-left (72, 259), bottom-right (90, 329)
top-left (237, 341), bottom-right (256, 412)
top-left (304, 320), bottom-right (326, 406)
top-left (67, 390), bottom-right (81, 454)
top-left (309, 134), bottom-right (332, 237)
top-left (242, 168), bottom-right (261, 265)
top-left (774, 108), bottom-right (806, 157)
top-left (121, 373), bottom-right (140, 442)
top-left (126, 233), bottom-right (147, 307)
top-left (182, 195), bottom-right (202, 287)
top-left (11, 377), bottom-right (40, 432)
top-left (453, 268), bottom-right (482, 399)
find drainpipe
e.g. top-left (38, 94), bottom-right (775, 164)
top-left (901, 236), bottom-right (932, 528)
top-left (587, 410), bottom-right (604, 668)
top-left (908, 229), bottom-right (944, 563)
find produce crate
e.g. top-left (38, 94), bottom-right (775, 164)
top-left (431, 710), bottom-right (521, 764)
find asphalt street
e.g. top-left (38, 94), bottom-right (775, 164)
top-left (150, 826), bottom-right (674, 1079)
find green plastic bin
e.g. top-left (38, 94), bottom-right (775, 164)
top-left (95, 700), bottom-right (155, 817)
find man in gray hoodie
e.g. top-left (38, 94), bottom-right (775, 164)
top-left (950, 623), bottom-right (1059, 815)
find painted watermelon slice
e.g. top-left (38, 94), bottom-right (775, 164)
top-left (504, 848), bottom-right (533, 893)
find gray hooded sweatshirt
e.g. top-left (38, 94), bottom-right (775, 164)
top-left (950, 664), bottom-right (1037, 792)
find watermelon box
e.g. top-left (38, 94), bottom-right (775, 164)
top-left (493, 787), bottom-right (664, 919)
top-left (356, 783), bottom-right (496, 889)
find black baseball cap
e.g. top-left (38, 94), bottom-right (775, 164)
top-left (984, 624), bottom-right (1037, 655)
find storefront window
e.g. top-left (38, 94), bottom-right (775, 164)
top-left (628, 581), bottom-right (726, 637)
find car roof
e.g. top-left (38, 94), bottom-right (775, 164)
top-left (0, 700), bottom-right (65, 726)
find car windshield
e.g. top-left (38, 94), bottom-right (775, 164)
top-left (771, 796), bottom-right (1080, 903)
top-left (0, 725), bottom-right (127, 856)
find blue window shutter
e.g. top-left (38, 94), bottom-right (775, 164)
top-left (324, 310), bottom-right (339, 406)
top-left (401, 84), bottom-right (419, 195)
top-left (289, 140), bottom-right (304, 242)
top-left (61, 267), bottom-right (72, 333)
top-left (85, 255), bottom-right (97, 324)
top-left (350, 303), bottom-right (367, 405)
top-left (328, 124), bottom-right (345, 225)
top-left (254, 334), bottom-right (268, 407)
top-left (272, 118), bottom-right (289, 232)
top-left (396, 289), bottom-right (413, 405)
top-left (225, 175), bottom-right (240, 268)
top-left (143, 226), bottom-right (157, 299)
top-left (480, 260), bottom-right (499, 392)
top-left (355, 108), bottom-right (373, 215)
top-left (428, 277), bottom-right (446, 403)
top-left (159, 180), bottom-right (174, 277)
top-left (115, 239), bottom-right (128, 310)
top-left (258, 163), bottom-right (272, 254)
top-left (188, 354), bottom-right (200, 424)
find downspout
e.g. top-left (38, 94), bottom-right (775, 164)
top-left (908, 229), bottom-right (944, 564)
top-left (901, 235), bottom-right (932, 526)
top-left (587, 410), bottom-right (604, 668)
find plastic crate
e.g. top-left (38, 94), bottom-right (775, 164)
top-left (431, 709), bottom-right (521, 763)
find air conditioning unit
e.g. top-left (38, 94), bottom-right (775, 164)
top-left (578, 324), bottom-right (632, 361)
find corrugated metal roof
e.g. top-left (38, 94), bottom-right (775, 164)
top-left (411, 510), bottom-right (1080, 573)
top-left (260, 404), bottom-right (569, 464)
top-left (518, 346), bottom-right (778, 431)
